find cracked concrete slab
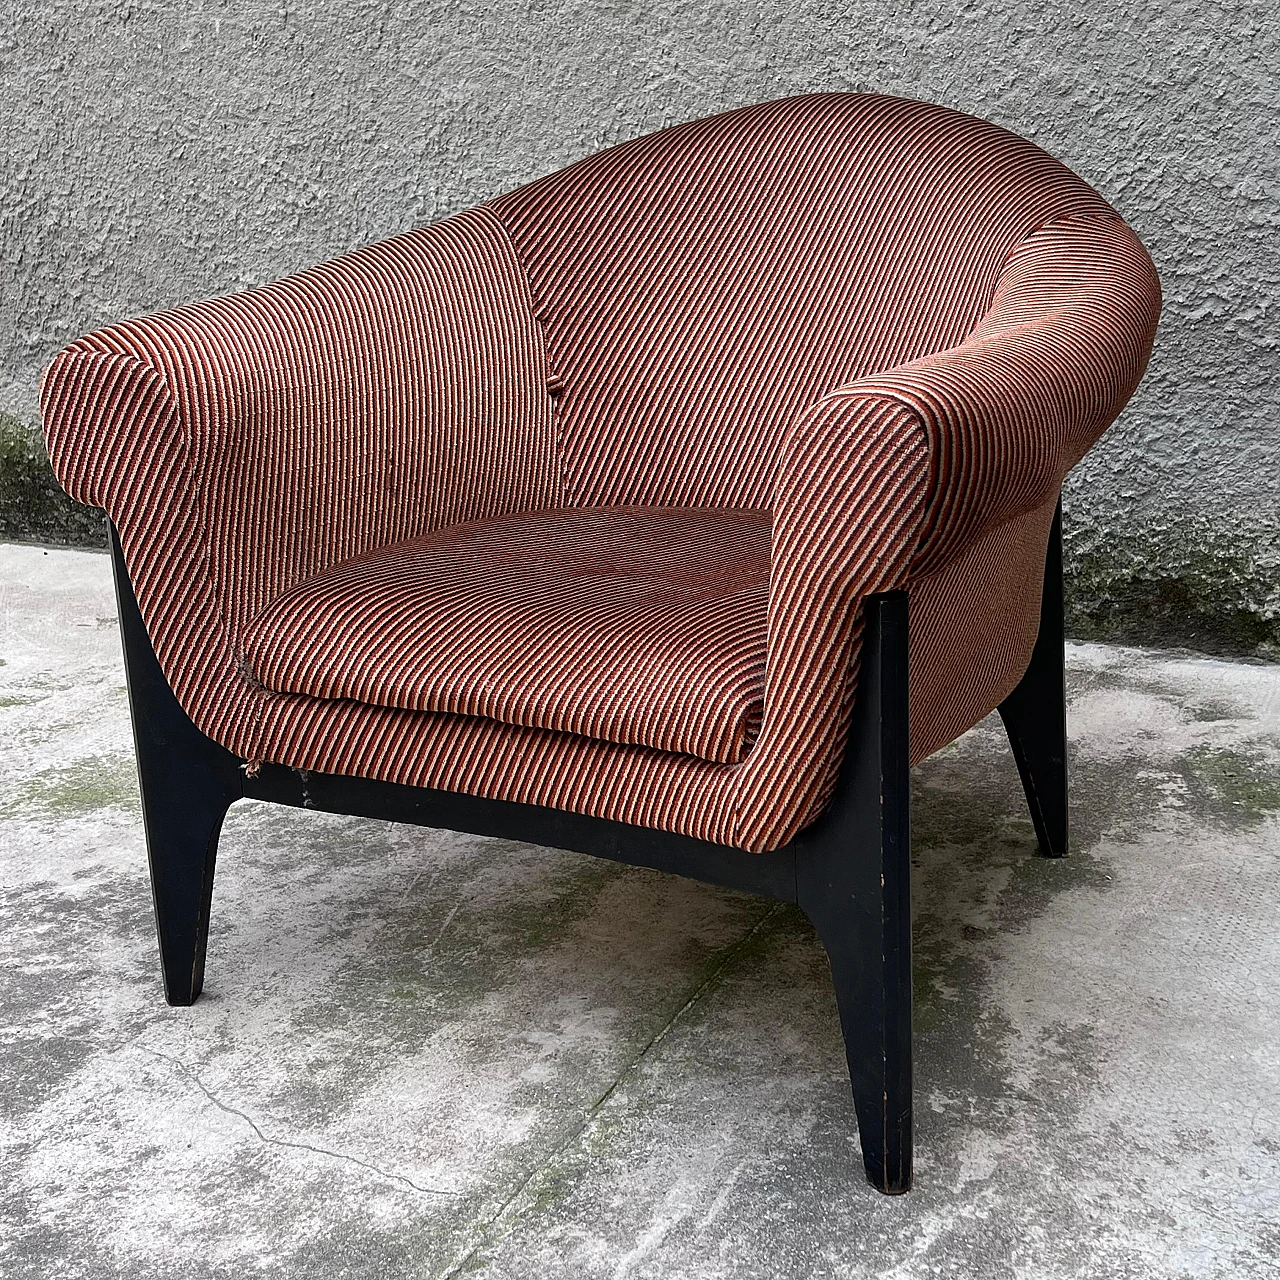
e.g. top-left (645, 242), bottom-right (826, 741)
top-left (1, 542), bottom-right (1278, 1279)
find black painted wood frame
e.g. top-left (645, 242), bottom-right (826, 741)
top-left (107, 502), bottom-right (1067, 1196)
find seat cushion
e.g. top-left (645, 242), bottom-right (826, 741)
top-left (240, 506), bottom-right (771, 764)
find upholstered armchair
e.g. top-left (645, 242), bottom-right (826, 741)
top-left (41, 92), bottom-right (1160, 1193)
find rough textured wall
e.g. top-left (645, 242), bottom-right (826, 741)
top-left (2, 0), bottom-right (1277, 649)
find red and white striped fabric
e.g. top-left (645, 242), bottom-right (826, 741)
top-left (241, 505), bottom-right (771, 764)
top-left (40, 92), bottom-right (1161, 852)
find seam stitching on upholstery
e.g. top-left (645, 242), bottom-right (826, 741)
top-left (478, 203), bottom-right (570, 509)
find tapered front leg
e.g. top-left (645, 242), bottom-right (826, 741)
top-left (109, 525), bottom-right (244, 1005)
top-left (796, 591), bottom-right (913, 1194)
top-left (998, 500), bottom-right (1068, 858)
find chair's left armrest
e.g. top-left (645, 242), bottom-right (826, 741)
top-left (743, 213), bottom-right (1159, 840)
top-left (847, 212), bottom-right (1161, 577)
top-left (39, 207), bottom-right (561, 748)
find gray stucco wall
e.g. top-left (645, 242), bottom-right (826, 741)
top-left (3, 1), bottom-right (1277, 650)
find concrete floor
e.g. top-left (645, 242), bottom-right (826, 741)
top-left (0, 543), bottom-right (1277, 1280)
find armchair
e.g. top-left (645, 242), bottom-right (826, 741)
top-left (40, 92), bottom-right (1160, 1193)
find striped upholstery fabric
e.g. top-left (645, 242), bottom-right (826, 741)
top-left (907, 495), bottom-right (1059, 761)
top-left (489, 93), bottom-right (1114, 512)
top-left (40, 92), bottom-right (1161, 852)
top-left (44, 207), bottom-right (560, 634)
top-left (242, 506), bottom-right (771, 764)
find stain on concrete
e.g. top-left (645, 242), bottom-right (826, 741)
top-left (1185, 698), bottom-right (1255, 724)
top-left (0, 868), bottom-right (154, 1125)
top-left (1177, 743), bottom-right (1280, 829)
top-left (2, 753), bottom-right (139, 818)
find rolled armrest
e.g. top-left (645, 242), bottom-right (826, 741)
top-left (750, 212), bottom-right (1159, 809)
top-left (40, 206), bottom-right (560, 634)
top-left (842, 212), bottom-right (1161, 575)
top-left (768, 210), bottom-right (1159, 625)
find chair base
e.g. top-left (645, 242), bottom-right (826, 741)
top-left (108, 501), bottom-right (1067, 1197)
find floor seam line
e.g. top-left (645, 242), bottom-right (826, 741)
top-left (437, 900), bottom-right (786, 1279)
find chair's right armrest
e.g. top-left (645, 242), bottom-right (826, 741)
top-left (40, 205), bottom-right (561, 640)
top-left (735, 213), bottom-right (1159, 850)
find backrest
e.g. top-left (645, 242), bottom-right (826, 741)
top-left (490, 92), bottom-right (1112, 509)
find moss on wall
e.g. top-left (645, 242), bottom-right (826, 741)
top-left (0, 412), bottom-right (105, 548)
top-left (1064, 520), bottom-right (1280, 660)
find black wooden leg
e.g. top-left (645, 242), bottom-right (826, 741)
top-left (109, 525), bottom-right (244, 1005)
top-left (998, 500), bottom-right (1068, 858)
top-left (796, 592), bottom-right (913, 1194)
